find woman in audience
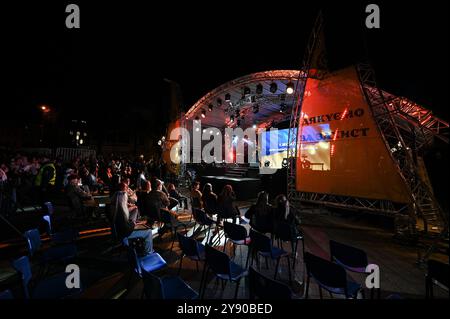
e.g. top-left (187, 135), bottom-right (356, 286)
top-left (190, 181), bottom-right (203, 209)
top-left (217, 184), bottom-right (240, 221)
top-left (273, 194), bottom-right (301, 237)
top-left (245, 191), bottom-right (273, 234)
top-left (202, 183), bottom-right (218, 216)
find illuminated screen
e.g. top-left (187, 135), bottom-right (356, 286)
top-left (259, 126), bottom-right (331, 171)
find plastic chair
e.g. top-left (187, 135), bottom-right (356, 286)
top-left (192, 208), bottom-right (215, 243)
top-left (42, 216), bottom-right (79, 245)
top-left (142, 271), bottom-right (198, 299)
top-left (249, 229), bottom-right (291, 282)
top-left (24, 229), bottom-right (42, 257)
top-left (125, 238), bottom-right (167, 277)
top-left (176, 232), bottom-right (206, 274)
top-left (304, 252), bottom-right (362, 299)
top-left (274, 221), bottom-right (304, 270)
top-left (201, 244), bottom-right (248, 299)
top-left (24, 228), bottom-right (78, 265)
top-left (248, 266), bottom-right (292, 299)
top-left (160, 209), bottom-right (188, 252)
top-left (329, 240), bottom-right (375, 298)
top-left (12, 256), bottom-right (82, 299)
top-left (223, 221), bottom-right (251, 261)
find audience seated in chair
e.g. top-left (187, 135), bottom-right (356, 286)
top-left (111, 182), bottom-right (153, 255)
top-left (202, 183), bottom-right (218, 216)
top-left (245, 191), bottom-right (273, 234)
top-left (190, 181), bottom-right (203, 209)
top-left (217, 184), bottom-right (240, 221)
top-left (167, 183), bottom-right (188, 210)
top-left (65, 174), bottom-right (93, 218)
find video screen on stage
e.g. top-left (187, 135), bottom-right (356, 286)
top-left (258, 125), bottom-right (331, 171)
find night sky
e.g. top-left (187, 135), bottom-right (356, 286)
top-left (2, 1), bottom-right (449, 125)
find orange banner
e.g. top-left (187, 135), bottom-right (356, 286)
top-left (296, 67), bottom-right (411, 203)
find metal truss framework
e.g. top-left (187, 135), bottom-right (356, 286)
top-left (286, 12), bottom-right (324, 205)
top-left (185, 70), bottom-right (301, 119)
top-left (382, 93), bottom-right (449, 150)
top-left (356, 62), bottom-right (448, 263)
top-left (294, 191), bottom-right (409, 215)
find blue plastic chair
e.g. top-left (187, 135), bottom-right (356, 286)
top-left (304, 252), bottom-right (362, 299)
top-left (249, 229), bottom-right (291, 282)
top-left (223, 221), bottom-right (251, 261)
top-left (12, 256), bottom-right (82, 299)
top-left (24, 229), bottom-right (42, 257)
top-left (142, 271), bottom-right (198, 299)
top-left (160, 209), bottom-right (188, 252)
top-left (23, 228), bottom-right (77, 264)
top-left (249, 266), bottom-right (292, 299)
top-left (177, 232), bottom-right (206, 274)
top-left (125, 238), bottom-right (167, 277)
top-left (192, 209), bottom-right (215, 243)
top-left (330, 240), bottom-right (373, 298)
top-left (201, 244), bottom-right (248, 299)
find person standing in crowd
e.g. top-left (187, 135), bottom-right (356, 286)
top-left (190, 181), bottom-right (203, 209)
top-left (34, 157), bottom-right (56, 204)
top-left (111, 182), bottom-right (153, 255)
top-left (245, 191), bottom-right (273, 234)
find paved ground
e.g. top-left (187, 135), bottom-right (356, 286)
top-left (0, 201), bottom-right (448, 299)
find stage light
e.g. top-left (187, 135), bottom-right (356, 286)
top-left (286, 81), bottom-right (294, 94)
top-left (208, 104), bottom-right (213, 112)
top-left (195, 127), bottom-right (200, 132)
top-left (209, 130), bottom-right (213, 134)
top-left (256, 83), bottom-right (263, 95)
top-left (217, 98), bottom-right (222, 106)
top-left (201, 109), bottom-right (206, 118)
top-left (225, 93), bottom-right (231, 102)
top-left (252, 124), bottom-right (257, 129)
top-left (270, 82), bottom-right (277, 93)
top-left (243, 86), bottom-right (251, 96)
top-left (203, 129), bottom-right (206, 133)
top-left (79, 139), bottom-right (84, 145)
top-left (216, 131), bottom-right (220, 136)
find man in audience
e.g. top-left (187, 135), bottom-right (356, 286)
top-left (167, 183), bottom-right (188, 209)
top-left (111, 182), bottom-right (153, 255)
top-left (65, 174), bottom-right (93, 218)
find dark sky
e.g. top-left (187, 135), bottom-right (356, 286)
top-left (2, 1), bottom-right (449, 125)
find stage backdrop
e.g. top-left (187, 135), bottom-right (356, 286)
top-left (296, 67), bottom-right (411, 203)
